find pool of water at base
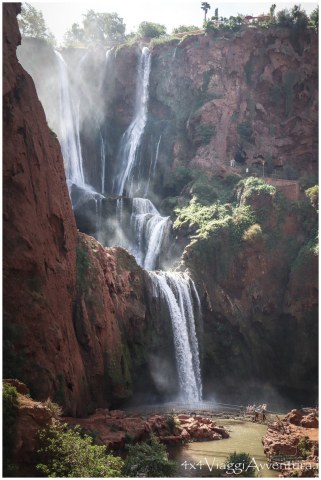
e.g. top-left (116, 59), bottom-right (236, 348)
top-left (168, 419), bottom-right (279, 478)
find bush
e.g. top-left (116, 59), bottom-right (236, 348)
top-left (242, 223), bottom-right (262, 242)
top-left (225, 452), bottom-right (256, 477)
top-left (166, 415), bottom-right (178, 433)
top-left (3, 384), bottom-right (19, 476)
top-left (36, 421), bottom-right (123, 477)
top-left (172, 25), bottom-right (199, 34)
top-left (305, 185), bottom-right (318, 210)
top-left (236, 177), bottom-right (276, 204)
top-left (122, 434), bottom-right (176, 477)
top-left (43, 398), bottom-right (63, 419)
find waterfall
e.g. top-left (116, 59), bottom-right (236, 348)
top-left (148, 271), bottom-right (202, 403)
top-left (113, 47), bottom-right (152, 197)
top-left (145, 135), bottom-right (162, 197)
top-left (99, 133), bottom-right (106, 194)
top-left (130, 198), bottom-right (170, 270)
top-left (55, 50), bottom-right (85, 188)
top-left (54, 46), bottom-right (203, 402)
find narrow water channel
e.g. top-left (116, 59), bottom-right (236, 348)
top-left (169, 419), bottom-right (279, 477)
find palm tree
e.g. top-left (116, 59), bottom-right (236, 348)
top-left (201, 2), bottom-right (211, 22)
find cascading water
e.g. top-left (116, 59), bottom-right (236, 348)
top-left (99, 132), bottom-right (106, 194)
top-left (55, 46), bottom-right (203, 403)
top-left (55, 50), bottom-right (85, 188)
top-left (111, 47), bottom-right (202, 402)
top-left (113, 47), bottom-right (151, 197)
top-left (130, 198), bottom-right (170, 270)
top-left (145, 135), bottom-right (162, 197)
top-left (148, 271), bottom-right (202, 402)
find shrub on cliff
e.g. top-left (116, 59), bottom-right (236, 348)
top-left (305, 185), bottom-right (318, 210)
top-left (36, 421), bottom-right (123, 477)
top-left (3, 383), bottom-right (19, 476)
top-left (235, 177), bottom-right (276, 204)
top-left (122, 433), bottom-right (176, 477)
top-left (242, 223), bottom-right (263, 242)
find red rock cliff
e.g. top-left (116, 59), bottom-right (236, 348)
top-left (3, 3), bottom-right (90, 414)
top-left (3, 4), bottom-right (153, 416)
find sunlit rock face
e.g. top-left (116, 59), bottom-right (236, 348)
top-left (18, 27), bottom-right (318, 203)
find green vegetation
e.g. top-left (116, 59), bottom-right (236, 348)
top-left (63, 10), bottom-right (126, 47)
top-left (174, 196), bottom-right (255, 245)
top-left (37, 421), bottom-right (123, 477)
top-left (201, 2), bottom-right (211, 22)
top-left (309, 6), bottom-right (319, 32)
top-left (225, 452), bottom-right (256, 477)
top-left (149, 36), bottom-right (180, 48)
top-left (18, 3), bottom-right (56, 45)
top-left (76, 244), bottom-right (90, 289)
top-left (43, 398), bottom-right (63, 419)
top-left (166, 415), bottom-right (179, 433)
top-left (136, 21), bottom-right (167, 39)
top-left (242, 223), bottom-right (263, 242)
top-left (172, 25), bottom-right (199, 34)
top-left (305, 185), bottom-right (318, 210)
top-left (203, 4), bottom-right (313, 35)
top-left (3, 384), bottom-right (19, 477)
top-left (236, 177), bottom-right (276, 202)
top-left (122, 434), bottom-right (176, 477)
top-left (297, 438), bottom-right (311, 459)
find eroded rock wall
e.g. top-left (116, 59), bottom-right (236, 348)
top-left (3, 4), bottom-right (158, 415)
top-left (3, 2), bottom-right (86, 414)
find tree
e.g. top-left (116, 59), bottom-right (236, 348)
top-left (83, 10), bottom-right (126, 45)
top-left (122, 434), bottom-right (177, 477)
top-left (36, 421), bottom-right (123, 477)
top-left (291, 4), bottom-right (309, 30)
top-left (18, 3), bottom-right (56, 45)
top-left (201, 2), bottom-right (211, 22)
top-left (172, 25), bottom-right (199, 34)
top-left (63, 10), bottom-right (126, 48)
top-left (63, 23), bottom-right (85, 48)
top-left (276, 9), bottom-right (293, 27)
top-left (309, 6), bottom-right (319, 31)
top-left (136, 21), bottom-right (167, 39)
top-left (269, 4), bottom-right (276, 21)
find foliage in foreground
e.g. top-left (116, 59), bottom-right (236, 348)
top-left (36, 421), bottom-right (123, 477)
top-left (3, 384), bottom-right (19, 476)
top-left (123, 433), bottom-right (177, 477)
top-left (225, 452), bottom-right (256, 477)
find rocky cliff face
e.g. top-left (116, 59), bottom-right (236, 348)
top-left (150, 29), bottom-right (317, 180)
top-left (17, 27), bottom-right (318, 203)
top-left (179, 179), bottom-right (318, 405)
top-left (9, 4), bottom-right (318, 412)
top-left (3, 3), bottom-right (84, 414)
top-left (3, 4), bottom-right (161, 415)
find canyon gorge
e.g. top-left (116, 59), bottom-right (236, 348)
top-left (4, 0), bottom-right (318, 433)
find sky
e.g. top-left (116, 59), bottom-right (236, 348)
top-left (31, 0), bottom-right (318, 45)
